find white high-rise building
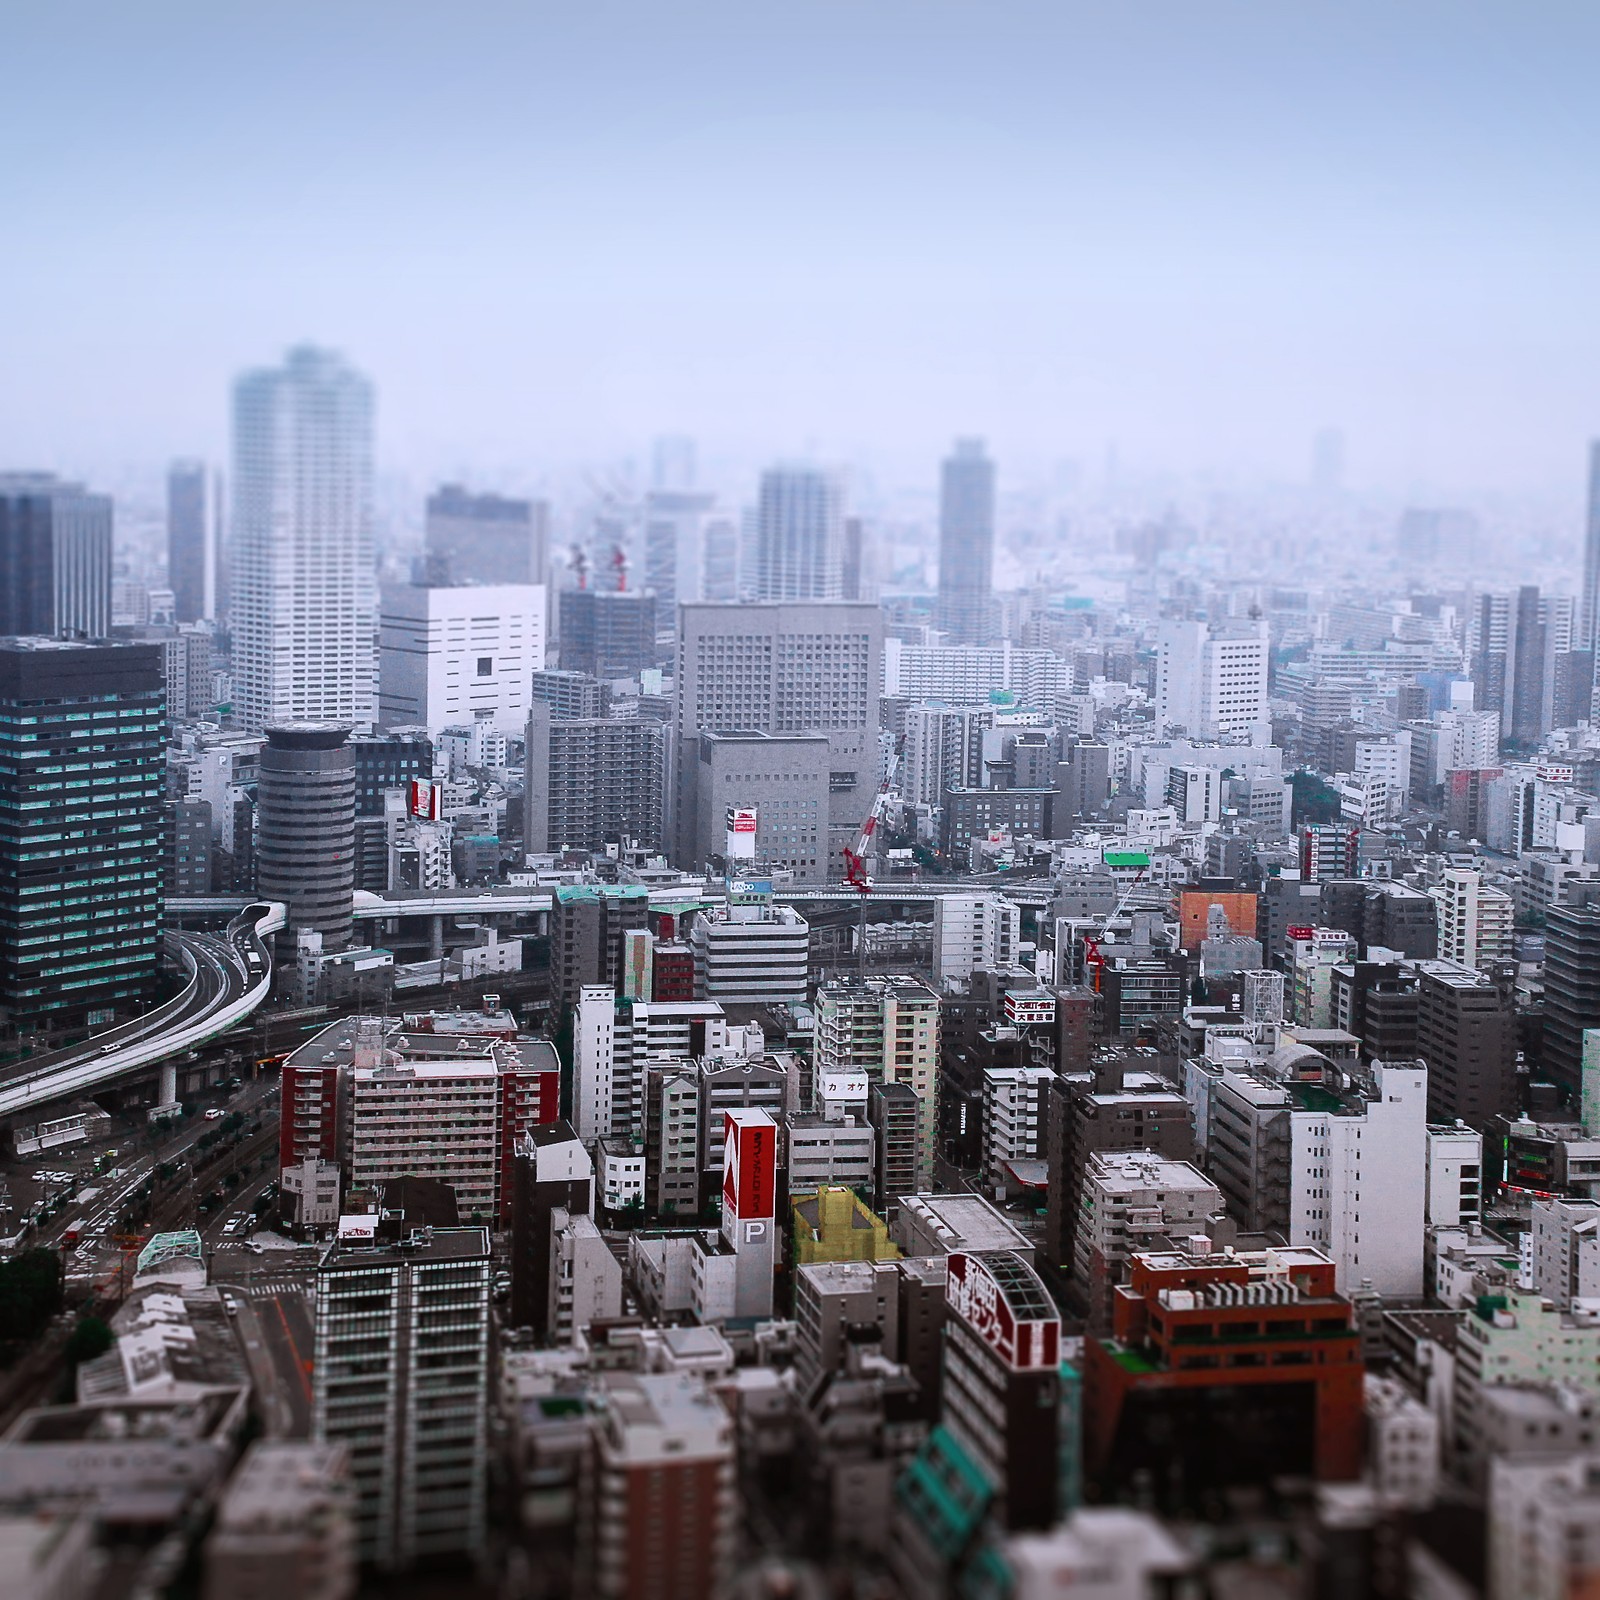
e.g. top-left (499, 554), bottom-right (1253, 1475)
top-left (1289, 1060), bottom-right (1429, 1296)
top-left (932, 892), bottom-right (1021, 989)
top-left (232, 346), bottom-right (376, 732)
top-left (1432, 867), bottom-right (1515, 974)
top-left (982, 1064), bottom-right (1053, 1188)
top-left (753, 466), bottom-right (843, 601)
top-left (814, 976), bottom-right (940, 1189)
top-left (574, 989), bottom-right (739, 1147)
top-left (1154, 619), bottom-right (1270, 740)
top-left (376, 581), bottom-right (545, 733)
top-left (691, 898), bottom-right (810, 1006)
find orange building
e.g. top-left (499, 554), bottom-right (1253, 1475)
top-left (1178, 890), bottom-right (1258, 952)
top-left (1083, 1244), bottom-right (1363, 1501)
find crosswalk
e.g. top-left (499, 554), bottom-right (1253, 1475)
top-left (231, 1275), bottom-right (314, 1300)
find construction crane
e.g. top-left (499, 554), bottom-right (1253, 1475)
top-left (610, 544), bottom-right (630, 593)
top-left (568, 545), bottom-right (589, 590)
top-left (1080, 868), bottom-right (1150, 993)
top-left (842, 736), bottom-right (905, 978)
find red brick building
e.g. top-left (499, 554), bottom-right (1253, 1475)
top-left (1083, 1244), bottom-right (1364, 1499)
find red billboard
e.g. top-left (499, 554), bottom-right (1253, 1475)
top-left (946, 1251), bottom-right (1060, 1371)
top-left (408, 779), bottom-right (442, 822)
top-left (722, 1109), bottom-right (777, 1221)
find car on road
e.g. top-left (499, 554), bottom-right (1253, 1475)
top-left (204, 1108), bottom-right (223, 1120)
top-left (99, 1043), bottom-right (119, 1054)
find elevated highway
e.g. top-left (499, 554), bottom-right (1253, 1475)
top-left (0, 902), bottom-right (284, 1118)
top-left (165, 876), bottom-right (1060, 928)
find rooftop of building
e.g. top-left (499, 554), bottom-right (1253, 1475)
top-left (76, 1283), bottom-right (249, 1404)
top-left (135, 1230), bottom-right (204, 1278)
top-left (212, 1441), bottom-right (350, 1528)
top-left (4, 1391), bottom-right (242, 1446)
top-left (597, 1371), bottom-right (732, 1462)
top-left (287, 1015), bottom-right (557, 1076)
top-left (1085, 1151), bottom-right (1220, 1194)
top-left (965, 1249), bottom-right (1055, 1322)
top-left (897, 1193), bottom-right (1032, 1256)
top-left (1478, 1381), bottom-right (1599, 1426)
top-left (319, 1225), bottom-right (490, 1271)
top-left (796, 1258), bottom-right (899, 1293)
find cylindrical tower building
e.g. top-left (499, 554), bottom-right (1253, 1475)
top-left (257, 723), bottom-right (356, 951)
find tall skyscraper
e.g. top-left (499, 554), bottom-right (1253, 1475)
top-left (0, 473), bottom-right (112, 640)
top-left (936, 438), bottom-right (996, 644)
top-left (166, 460), bottom-right (209, 623)
top-left (1544, 885), bottom-right (1600, 1099)
top-left (753, 466), bottom-right (843, 601)
top-left (642, 488), bottom-right (715, 610)
top-left (423, 484), bottom-right (548, 587)
top-left (0, 639), bottom-right (165, 1034)
top-left (676, 601), bottom-right (882, 742)
top-left (1582, 440), bottom-right (1600, 655)
top-left (523, 703), bottom-right (667, 854)
top-left (231, 346), bottom-right (376, 732)
top-left (1473, 586), bottom-right (1582, 745)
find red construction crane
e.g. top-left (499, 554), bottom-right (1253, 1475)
top-left (568, 545), bottom-right (589, 590)
top-left (1081, 869), bottom-right (1149, 993)
top-left (843, 737), bottom-right (905, 976)
top-left (611, 544), bottom-right (629, 593)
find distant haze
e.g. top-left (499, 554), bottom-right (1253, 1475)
top-left (3, 1), bottom-right (1599, 496)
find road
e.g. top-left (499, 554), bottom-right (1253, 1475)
top-left (36, 1074), bottom-right (281, 1294)
top-left (214, 1242), bottom-right (318, 1438)
top-left (0, 903), bottom-right (282, 1116)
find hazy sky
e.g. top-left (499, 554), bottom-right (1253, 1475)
top-left (4, 1), bottom-right (1598, 495)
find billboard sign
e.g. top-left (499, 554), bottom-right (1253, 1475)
top-left (1004, 991), bottom-right (1057, 1027)
top-left (722, 1109), bottom-right (777, 1221)
top-left (726, 806), bottom-right (758, 860)
top-left (408, 779), bottom-right (443, 822)
top-left (946, 1251), bottom-right (1060, 1371)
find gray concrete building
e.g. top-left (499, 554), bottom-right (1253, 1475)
top-left (523, 704), bottom-right (666, 855)
top-left (256, 723), bottom-right (356, 952)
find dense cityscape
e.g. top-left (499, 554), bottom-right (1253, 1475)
top-left (6, 6), bottom-right (1600, 1599)
top-left (1, 365), bottom-right (1598, 1596)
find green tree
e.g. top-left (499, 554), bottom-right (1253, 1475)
top-left (64, 1316), bottom-right (113, 1368)
top-left (1290, 770), bottom-right (1342, 827)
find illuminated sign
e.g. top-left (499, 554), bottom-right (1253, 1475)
top-left (408, 779), bottom-right (443, 822)
top-left (722, 1110), bottom-right (777, 1222)
top-left (946, 1251), bottom-right (1060, 1371)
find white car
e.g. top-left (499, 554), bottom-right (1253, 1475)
top-left (204, 1108), bottom-right (223, 1121)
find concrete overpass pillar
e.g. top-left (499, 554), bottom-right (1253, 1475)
top-left (430, 915), bottom-right (445, 959)
top-left (159, 1061), bottom-right (177, 1106)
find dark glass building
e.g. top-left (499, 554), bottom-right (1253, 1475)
top-left (0, 638), bottom-right (165, 1034)
top-left (0, 474), bottom-right (113, 641)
